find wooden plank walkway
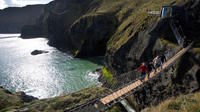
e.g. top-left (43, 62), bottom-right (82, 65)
top-left (100, 45), bottom-right (191, 105)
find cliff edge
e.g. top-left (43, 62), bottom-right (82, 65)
top-left (0, 5), bottom-right (44, 33)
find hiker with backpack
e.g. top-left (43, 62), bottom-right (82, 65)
top-left (137, 62), bottom-right (148, 81)
top-left (160, 54), bottom-right (167, 68)
top-left (147, 59), bottom-right (156, 79)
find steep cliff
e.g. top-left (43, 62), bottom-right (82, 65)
top-left (18, 0), bottom-right (200, 111)
top-left (105, 0), bottom-right (200, 111)
top-left (21, 0), bottom-right (123, 56)
top-left (0, 5), bottom-right (44, 33)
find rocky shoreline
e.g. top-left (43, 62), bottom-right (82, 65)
top-left (0, 0), bottom-right (200, 111)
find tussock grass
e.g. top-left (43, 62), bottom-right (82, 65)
top-left (0, 88), bottom-right (22, 110)
top-left (145, 92), bottom-right (200, 112)
top-left (19, 86), bottom-right (108, 112)
top-left (191, 48), bottom-right (200, 54)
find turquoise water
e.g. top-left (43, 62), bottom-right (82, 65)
top-left (0, 34), bottom-right (102, 99)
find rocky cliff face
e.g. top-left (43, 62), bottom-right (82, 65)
top-left (21, 0), bottom-right (123, 56)
top-left (19, 0), bottom-right (200, 111)
top-left (0, 5), bottom-right (44, 33)
top-left (105, 0), bottom-right (200, 111)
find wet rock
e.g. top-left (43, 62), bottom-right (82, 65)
top-left (31, 50), bottom-right (49, 55)
top-left (15, 91), bottom-right (38, 102)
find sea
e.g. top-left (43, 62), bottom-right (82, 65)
top-left (0, 34), bottom-right (102, 99)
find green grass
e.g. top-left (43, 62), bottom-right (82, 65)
top-left (106, 0), bottom-right (183, 53)
top-left (22, 86), bottom-right (108, 112)
top-left (191, 48), bottom-right (200, 54)
top-left (145, 92), bottom-right (200, 112)
top-left (0, 88), bottom-right (22, 110)
top-left (102, 67), bottom-right (114, 84)
top-left (160, 38), bottom-right (178, 48)
top-left (0, 86), bottom-right (108, 112)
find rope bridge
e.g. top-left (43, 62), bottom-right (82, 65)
top-left (65, 18), bottom-right (192, 112)
top-left (65, 45), bottom-right (191, 112)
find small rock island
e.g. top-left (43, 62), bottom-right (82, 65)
top-left (31, 50), bottom-right (49, 55)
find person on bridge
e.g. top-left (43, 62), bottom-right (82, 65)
top-left (181, 36), bottom-right (186, 46)
top-left (147, 60), bottom-right (155, 79)
top-left (153, 55), bottom-right (162, 71)
top-left (137, 62), bottom-right (147, 80)
top-left (160, 54), bottom-right (167, 68)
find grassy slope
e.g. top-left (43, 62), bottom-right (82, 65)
top-left (2, 0), bottom-right (200, 111)
top-left (144, 92), bottom-right (200, 112)
top-left (0, 87), bottom-right (22, 110)
top-left (107, 105), bottom-right (123, 112)
top-left (1, 86), bottom-right (108, 112)
top-left (106, 0), bottom-right (182, 52)
top-left (103, 0), bottom-right (199, 111)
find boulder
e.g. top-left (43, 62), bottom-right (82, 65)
top-left (31, 50), bottom-right (49, 55)
top-left (15, 91), bottom-right (38, 102)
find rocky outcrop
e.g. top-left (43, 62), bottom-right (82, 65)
top-left (0, 86), bottom-right (107, 112)
top-left (21, 0), bottom-right (120, 56)
top-left (0, 86), bottom-right (37, 110)
top-left (69, 13), bottom-right (118, 57)
top-left (104, 0), bottom-right (200, 75)
top-left (105, 0), bottom-right (200, 111)
top-left (21, 0), bottom-right (96, 47)
top-left (0, 5), bottom-right (44, 33)
top-left (1, 0), bottom-right (200, 111)
top-left (31, 50), bottom-right (49, 55)
top-left (130, 57), bottom-right (200, 110)
top-left (15, 91), bottom-right (38, 103)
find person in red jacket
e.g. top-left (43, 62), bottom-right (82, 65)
top-left (137, 62), bottom-right (147, 80)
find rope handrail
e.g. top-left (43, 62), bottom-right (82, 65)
top-left (66, 18), bottom-right (193, 111)
top-left (169, 19), bottom-right (186, 45)
top-left (100, 44), bottom-right (191, 106)
top-left (64, 98), bottom-right (99, 112)
top-left (102, 46), bottom-right (182, 91)
top-left (65, 45), bottom-right (191, 112)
